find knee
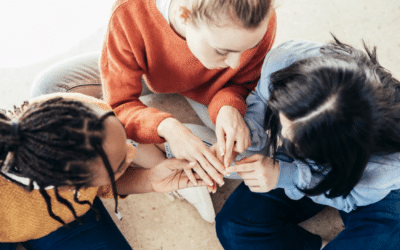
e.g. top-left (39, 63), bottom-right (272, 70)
top-left (30, 64), bottom-right (66, 98)
top-left (30, 52), bottom-right (101, 98)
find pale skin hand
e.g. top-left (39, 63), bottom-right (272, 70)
top-left (157, 117), bottom-right (226, 187)
top-left (209, 143), bottom-right (239, 170)
top-left (215, 105), bottom-right (251, 168)
top-left (226, 154), bottom-right (280, 193)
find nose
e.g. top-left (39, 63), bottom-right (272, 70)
top-left (224, 53), bottom-right (241, 69)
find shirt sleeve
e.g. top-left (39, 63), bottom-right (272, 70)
top-left (244, 39), bottom-right (325, 151)
top-left (275, 153), bottom-right (400, 212)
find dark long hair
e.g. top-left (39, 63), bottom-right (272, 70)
top-left (265, 36), bottom-right (400, 198)
top-left (0, 97), bottom-right (120, 226)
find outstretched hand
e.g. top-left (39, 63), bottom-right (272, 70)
top-left (226, 154), bottom-right (279, 193)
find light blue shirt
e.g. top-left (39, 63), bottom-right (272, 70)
top-left (244, 40), bottom-right (400, 212)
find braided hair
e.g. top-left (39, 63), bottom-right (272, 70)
top-left (0, 96), bottom-right (120, 226)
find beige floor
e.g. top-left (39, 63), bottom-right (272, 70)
top-left (3, 0), bottom-right (399, 249)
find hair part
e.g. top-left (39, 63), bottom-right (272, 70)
top-left (265, 36), bottom-right (400, 198)
top-left (186, 0), bottom-right (273, 29)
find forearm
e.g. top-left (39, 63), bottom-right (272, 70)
top-left (157, 117), bottom-right (178, 138)
top-left (131, 143), bottom-right (166, 169)
top-left (116, 166), bottom-right (154, 195)
top-left (116, 143), bottom-right (167, 195)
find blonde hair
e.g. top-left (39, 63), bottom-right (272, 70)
top-left (185, 0), bottom-right (273, 29)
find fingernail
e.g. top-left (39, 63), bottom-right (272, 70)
top-left (189, 162), bottom-right (196, 167)
top-left (220, 147), bottom-right (224, 156)
top-left (220, 181), bottom-right (225, 187)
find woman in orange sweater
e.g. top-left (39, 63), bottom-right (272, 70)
top-left (0, 93), bottom-right (206, 250)
top-left (31, 0), bottom-right (277, 222)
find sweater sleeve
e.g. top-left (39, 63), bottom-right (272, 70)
top-left (275, 153), bottom-right (400, 212)
top-left (100, 6), bottom-right (173, 144)
top-left (207, 10), bottom-right (277, 123)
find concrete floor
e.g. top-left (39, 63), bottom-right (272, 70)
top-left (6, 0), bottom-right (400, 249)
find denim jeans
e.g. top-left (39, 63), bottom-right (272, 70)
top-left (0, 197), bottom-right (131, 250)
top-left (216, 183), bottom-right (400, 250)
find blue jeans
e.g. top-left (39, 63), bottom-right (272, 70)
top-left (0, 197), bottom-right (131, 250)
top-left (216, 183), bottom-right (400, 250)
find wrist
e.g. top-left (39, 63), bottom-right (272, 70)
top-left (218, 105), bottom-right (236, 114)
top-left (116, 167), bottom-right (154, 195)
top-left (157, 117), bottom-right (178, 139)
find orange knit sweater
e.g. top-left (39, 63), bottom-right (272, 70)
top-left (101, 0), bottom-right (277, 144)
top-left (0, 93), bottom-right (132, 242)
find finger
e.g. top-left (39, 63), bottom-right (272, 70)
top-left (196, 156), bottom-right (225, 186)
top-left (209, 144), bottom-right (224, 163)
top-left (236, 127), bottom-right (251, 153)
top-left (202, 149), bottom-right (228, 176)
top-left (183, 168), bottom-right (197, 186)
top-left (179, 178), bottom-right (210, 189)
top-left (235, 136), bottom-right (251, 153)
top-left (180, 170), bottom-right (214, 187)
top-left (224, 137), bottom-right (235, 169)
top-left (236, 171), bottom-right (257, 180)
top-left (232, 136), bottom-right (246, 154)
top-left (183, 161), bottom-right (197, 169)
top-left (191, 164), bottom-right (215, 186)
top-left (244, 135), bottom-right (252, 151)
top-left (215, 127), bottom-right (226, 158)
top-left (226, 163), bottom-right (254, 173)
top-left (234, 154), bottom-right (261, 165)
top-left (206, 182), bottom-right (217, 193)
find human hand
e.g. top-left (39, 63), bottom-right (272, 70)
top-left (149, 158), bottom-right (216, 193)
top-left (209, 143), bottom-right (239, 170)
top-left (216, 106), bottom-right (251, 168)
top-left (157, 118), bottom-right (226, 187)
top-left (226, 154), bottom-right (279, 193)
